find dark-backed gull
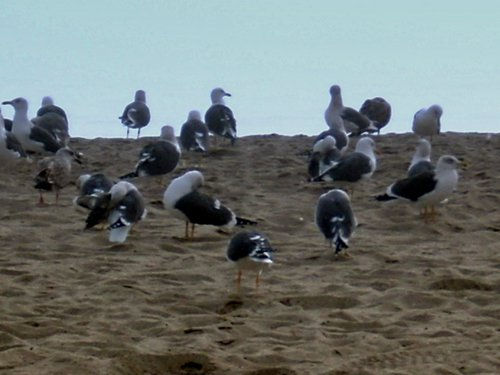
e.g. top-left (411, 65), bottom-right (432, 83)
top-left (315, 189), bottom-right (357, 256)
top-left (163, 170), bottom-right (256, 238)
top-left (0, 108), bottom-right (27, 160)
top-left (226, 231), bottom-right (275, 288)
top-left (359, 97), bottom-right (391, 134)
top-left (180, 110), bottom-right (209, 152)
top-left (308, 135), bottom-right (341, 180)
top-left (204, 87), bottom-right (237, 144)
top-left (120, 125), bottom-right (180, 179)
top-left (376, 155), bottom-right (459, 218)
top-left (85, 181), bottom-right (147, 243)
top-left (73, 173), bottom-right (114, 210)
top-left (407, 139), bottom-right (434, 177)
top-left (119, 90), bottom-right (151, 138)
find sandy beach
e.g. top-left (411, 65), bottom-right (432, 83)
top-left (0, 132), bottom-right (499, 374)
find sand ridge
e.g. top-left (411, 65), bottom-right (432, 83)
top-left (0, 132), bottom-right (499, 374)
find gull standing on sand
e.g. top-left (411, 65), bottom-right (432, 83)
top-left (73, 173), bottom-right (114, 211)
top-left (204, 87), bottom-right (237, 145)
top-left (85, 181), bottom-right (147, 243)
top-left (407, 139), bottom-right (434, 177)
top-left (163, 170), bottom-right (256, 239)
top-left (308, 135), bottom-right (341, 180)
top-left (0, 108), bottom-right (28, 161)
top-left (412, 104), bottom-right (442, 139)
top-left (120, 125), bottom-right (180, 179)
top-left (2, 97), bottom-right (65, 154)
top-left (358, 97), bottom-right (392, 135)
top-left (119, 90), bottom-right (151, 138)
top-left (34, 147), bottom-right (83, 204)
top-left (318, 85), bottom-right (349, 153)
top-left (32, 96), bottom-right (70, 146)
top-left (315, 189), bottom-right (357, 256)
top-left (180, 110), bottom-right (209, 152)
top-left (312, 137), bottom-right (377, 187)
top-left (376, 155), bottom-right (459, 218)
top-left (227, 231), bottom-right (275, 289)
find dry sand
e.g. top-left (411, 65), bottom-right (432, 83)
top-left (0, 132), bottom-right (499, 374)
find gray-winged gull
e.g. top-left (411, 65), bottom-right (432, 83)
top-left (226, 231), bottom-right (275, 288)
top-left (407, 139), bottom-right (434, 177)
top-left (376, 155), bottom-right (459, 218)
top-left (34, 147), bottom-right (83, 204)
top-left (163, 170), bottom-right (256, 238)
top-left (119, 90), bottom-right (151, 138)
top-left (85, 180), bottom-right (147, 243)
top-left (315, 189), bottom-right (357, 256)
top-left (180, 110), bottom-right (209, 152)
top-left (120, 125), bottom-right (180, 179)
top-left (0, 108), bottom-right (28, 160)
top-left (73, 173), bottom-right (114, 211)
top-left (412, 104), bottom-right (442, 138)
top-left (204, 87), bottom-right (237, 144)
top-left (312, 137), bottom-right (377, 185)
top-left (2, 97), bottom-right (65, 154)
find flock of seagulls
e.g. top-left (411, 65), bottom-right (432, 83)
top-left (0, 84), bottom-right (459, 288)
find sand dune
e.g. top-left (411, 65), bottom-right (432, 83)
top-left (0, 132), bottom-right (499, 374)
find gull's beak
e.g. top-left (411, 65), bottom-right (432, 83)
top-left (224, 92), bottom-right (232, 97)
top-left (73, 151), bottom-right (84, 165)
top-left (2, 101), bottom-right (13, 105)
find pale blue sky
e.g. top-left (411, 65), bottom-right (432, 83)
top-left (1, 1), bottom-right (499, 138)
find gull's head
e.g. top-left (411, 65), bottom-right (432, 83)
top-left (187, 110), bottom-right (202, 121)
top-left (415, 138), bottom-right (431, 158)
top-left (313, 135), bottom-right (337, 154)
top-left (437, 155), bottom-right (459, 171)
top-left (134, 90), bottom-right (146, 103)
top-left (41, 96), bottom-right (54, 107)
top-left (210, 87), bottom-right (231, 104)
top-left (2, 97), bottom-right (29, 112)
top-left (182, 170), bottom-right (204, 190)
top-left (329, 85), bottom-right (341, 97)
top-left (160, 125), bottom-right (176, 142)
top-left (355, 136), bottom-right (375, 153)
top-left (429, 104), bottom-right (443, 118)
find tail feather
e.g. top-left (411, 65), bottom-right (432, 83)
top-left (375, 193), bottom-right (396, 202)
top-left (331, 221), bottom-right (349, 254)
top-left (236, 217), bottom-right (257, 226)
top-left (119, 171), bottom-right (138, 179)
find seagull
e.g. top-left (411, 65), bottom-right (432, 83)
top-left (119, 90), bottom-right (151, 138)
top-left (322, 85), bottom-right (349, 153)
top-left (32, 96), bottom-right (70, 146)
top-left (359, 97), bottom-right (392, 135)
top-left (308, 135), bottom-right (341, 180)
top-left (2, 97), bottom-right (65, 154)
top-left (163, 170), bottom-right (256, 239)
top-left (34, 147), bottom-right (83, 204)
top-left (73, 173), bottom-right (114, 211)
top-left (315, 189), bottom-right (357, 257)
top-left (325, 85), bottom-right (378, 136)
top-left (407, 139), bottom-right (434, 177)
top-left (376, 155), bottom-right (459, 219)
top-left (36, 96), bottom-right (68, 122)
top-left (180, 110), bottom-right (209, 152)
top-left (0, 108), bottom-right (28, 161)
top-left (312, 137), bottom-right (377, 187)
top-left (226, 231), bottom-right (275, 289)
top-left (412, 104), bottom-right (442, 139)
top-left (204, 87), bottom-right (237, 145)
top-left (85, 181), bottom-right (147, 243)
top-left (120, 125), bottom-right (180, 179)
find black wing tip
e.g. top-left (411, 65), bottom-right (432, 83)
top-left (375, 194), bottom-right (395, 202)
top-left (335, 238), bottom-right (349, 254)
top-left (236, 217), bottom-right (258, 226)
top-left (119, 172), bottom-right (138, 179)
